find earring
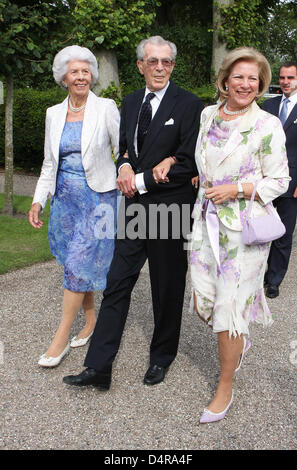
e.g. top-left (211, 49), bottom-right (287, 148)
top-left (225, 85), bottom-right (229, 92)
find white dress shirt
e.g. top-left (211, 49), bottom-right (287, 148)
top-left (279, 89), bottom-right (297, 120)
top-left (119, 82), bottom-right (170, 194)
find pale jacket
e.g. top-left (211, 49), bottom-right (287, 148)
top-left (32, 90), bottom-right (120, 208)
top-left (193, 100), bottom-right (291, 231)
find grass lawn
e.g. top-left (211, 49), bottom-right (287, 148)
top-left (0, 194), bottom-right (53, 275)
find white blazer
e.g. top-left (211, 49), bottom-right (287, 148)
top-left (32, 90), bottom-right (120, 208)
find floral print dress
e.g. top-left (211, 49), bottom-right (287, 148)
top-left (190, 106), bottom-right (290, 338)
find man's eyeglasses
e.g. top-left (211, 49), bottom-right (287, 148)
top-left (143, 58), bottom-right (174, 68)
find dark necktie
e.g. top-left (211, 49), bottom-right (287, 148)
top-left (137, 92), bottom-right (155, 154)
top-left (279, 97), bottom-right (289, 126)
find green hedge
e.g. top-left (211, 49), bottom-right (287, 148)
top-left (0, 88), bottom-right (67, 173)
top-left (0, 85), bottom-right (216, 173)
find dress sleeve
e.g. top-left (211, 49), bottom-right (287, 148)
top-left (256, 114), bottom-right (291, 205)
top-left (32, 109), bottom-right (56, 209)
top-left (106, 99), bottom-right (120, 161)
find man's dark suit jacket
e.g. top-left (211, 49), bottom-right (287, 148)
top-left (262, 96), bottom-right (297, 197)
top-left (261, 95), bottom-right (297, 288)
top-left (117, 81), bottom-right (204, 203)
top-left (84, 82), bottom-right (204, 373)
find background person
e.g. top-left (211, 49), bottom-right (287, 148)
top-left (262, 62), bottom-right (297, 298)
top-left (190, 47), bottom-right (290, 423)
top-left (28, 45), bottom-right (120, 367)
top-left (63, 35), bottom-right (204, 389)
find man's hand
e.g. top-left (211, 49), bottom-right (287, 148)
top-left (293, 187), bottom-right (297, 198)
top-left (117, 165), bottom-right (136, 198)
top-left (28, 202), bottom-right (43, 228)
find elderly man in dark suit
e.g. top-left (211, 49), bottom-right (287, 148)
top-left (63, 36), bottom-right (203, 389)
top-left (262, 62), bottom-right (297, 298)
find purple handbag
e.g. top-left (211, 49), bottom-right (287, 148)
top-left (242, 181), bottom-right (286, 245)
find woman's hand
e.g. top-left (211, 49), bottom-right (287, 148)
top-left (205, 184), bottom-right (238, 204)
top-left (28, 202), bottom-right (43, 228)
top-left (152, 156), bottom-right (176, 183)
top-left (192, 176), bottom-right (199, 189)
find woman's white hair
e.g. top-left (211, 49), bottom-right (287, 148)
top-left (136, 35), bottom-right (177, 61)
top-left (52, 45), bottom-right (99, 89)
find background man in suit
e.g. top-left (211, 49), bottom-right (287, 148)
top-left (262, 62), bottom-right (297, 298)
top-left (63, 36), bottom-right (204, 389)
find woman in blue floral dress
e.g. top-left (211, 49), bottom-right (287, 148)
top-left (28, 46), bottom-right (120, 367)
top-left (190, 48), bottom-right (290, 423)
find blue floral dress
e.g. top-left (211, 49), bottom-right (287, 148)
top-left (48, 121), bottom-right (117, 292)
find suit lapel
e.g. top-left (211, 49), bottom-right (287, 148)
top-left (138, 82), bottom-right (178, 161)
top-left (50, 97), bottom-right (68, 163)
top-left (267, 96), bottom-right (282, 117)
top-left (216, 100), bottom-right (260, 167)
top-left (217, 128), bottom-right (244, 167)
top-left (284, 101), bottom-right (297, 131)
top-left (81, 91), bottom-right (98, 159)
top-left (198, 105), bottom-right (218, 174)
top-left (127, 89), bottom-right (145, 150)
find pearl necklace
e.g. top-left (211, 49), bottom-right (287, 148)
top-left (223, 103), bottom-right (250, 115)
top-left (69, 98), bottom-right (86, 113)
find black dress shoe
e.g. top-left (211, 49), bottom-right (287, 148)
top-left (143, 365), bottom-right (168, 386)
top-left (265, 284), bottom-right (279, 299)
top-left (63, 368), bottom-right (111, 390)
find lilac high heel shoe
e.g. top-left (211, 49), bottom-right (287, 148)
top-left (200, 392), bottom-right (234, 424)
top-left (235, 337), bottom-right (251, 373)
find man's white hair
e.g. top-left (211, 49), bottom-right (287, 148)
top-left (52, 45), bottom-right (99, 89)
top-left (136, 36), bottom-right (177, 61)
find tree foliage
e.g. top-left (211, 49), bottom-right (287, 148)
top-left (214, 0), bottom-right (297, 83)
top-left (0, 1), bottom-right (74, 215)
top-left (218, 0), bottom-right (267, 49)
top-left (117, 0), bottom-right (213, 93)
top-left (218, 0), bottom-right (297, 59)
top-left (73, 0), bottom-right (161, 50)
top-left (266, 1), bottom-right (297, 62)
top-left (0, 0), bottom-right (74, 78)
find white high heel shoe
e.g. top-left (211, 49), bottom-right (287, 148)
top-left (38, 343), bottom-right (70, 368)
top-left (70, 331), bottom-right (93, 348)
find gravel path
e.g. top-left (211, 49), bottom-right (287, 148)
top-left (0, 174), bottom-right (296, 450)
top-left (0, 170), bottom-right (39, 197)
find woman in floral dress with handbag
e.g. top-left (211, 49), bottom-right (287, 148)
top-left (190, 47), bottom-right (290, 423)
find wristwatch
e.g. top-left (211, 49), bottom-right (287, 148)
top-left (237, 182), bottom-right (244, 198)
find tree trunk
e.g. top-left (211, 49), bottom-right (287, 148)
top-left (2, 74), bottom-right (14, 216)
top-left (212, 0), bottom-right (232, 81)
top-left (294, 44), bottom-right (297, 61)
top-left (92, 48), bottom-right (120, 96)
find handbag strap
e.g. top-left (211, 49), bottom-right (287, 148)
top-left (246, 181), bottom-right (259, 219)
top-left (246, 180), bottom-right (273, 219)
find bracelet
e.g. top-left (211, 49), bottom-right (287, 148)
top-left (237, 181), bottom-right (244, 198)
